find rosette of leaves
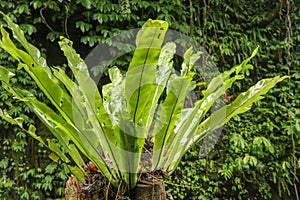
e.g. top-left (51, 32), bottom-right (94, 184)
top-left (0, 12), bottom-right (287, 192)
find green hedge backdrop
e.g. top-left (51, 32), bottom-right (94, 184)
top-left (0, 0), bottom-right (299, 199)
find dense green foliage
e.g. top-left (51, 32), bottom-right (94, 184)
top-left (0, 12), bottom-right (286, 197)
top-left (0, 0), bottom-right (299, 199)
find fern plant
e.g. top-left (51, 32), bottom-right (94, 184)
top-left (0, 12), bottom-right (287, 191)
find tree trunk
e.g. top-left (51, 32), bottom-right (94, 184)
top-left (130, 177), bottom-right (166, 200)
top-left (65, 173), bottom-right (172, 200)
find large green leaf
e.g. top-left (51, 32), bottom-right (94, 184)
top-left (103, 67), bottom-right (145, 188)
top-left (145, 42), bottom-right (176, 137)
top-left (167, 75), bottom-right (288, 172)
top-left (0, 11), bottom-right (48, 70)
top-left (0, 24), bottom-right (74, 125)
top-left (162, 73), bottom-right (246, 170)
top-left (193, 76), bottom-right (289, 142)
top-left (152, 75), bottom-right (192, 170)
top-left (58, 38), bottom-right (123, 180)
top-left (122, 19), bottom-right (168, 188)
top-left (0, 67), bottom-right (88, 181)
top-left (202, 47), bottom-right (258, 97)
top-left (125, 19), bottom-right (168, 127)
top-left (161, 48), bottom-right (258, 171)
top-left (23, 93), bottom-right (118, 183)
top-left (0, 16), bottom-right (121, 185)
